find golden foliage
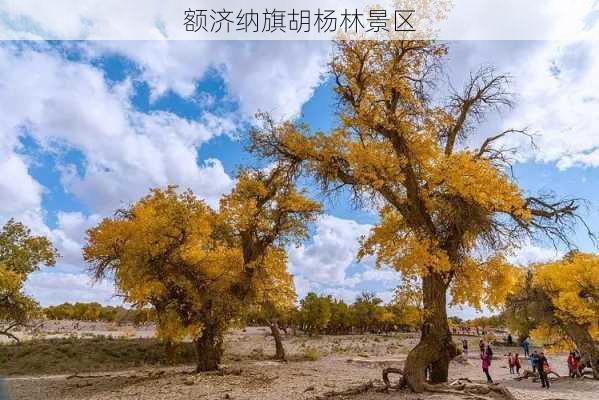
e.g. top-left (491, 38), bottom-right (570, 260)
top-left (534, 252), bottom-right (599, 328)
top-left (84, 167), bottom-right (320, 343)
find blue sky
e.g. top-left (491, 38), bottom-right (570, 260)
top-left (1, 38), bottom-right (599, 319)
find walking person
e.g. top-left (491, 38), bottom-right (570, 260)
top-left (485, 343), bottom-right (493, 365)
top-left (538, 352), bottom-right (551, 389)
top-left (462, 339), bottom-right (469, 356)
top-left (522, 336), bottom-right (530, 357)
top-left (567, 351), bottom-right (579, 378)
top-left (507, 352), bottom-right (514, 374)
top-left (531, 350), bottom-right (539, 373)
top-left (514, 353), bottom-right (521, 374)
top-left (481, 350), bottom-right (493, 383)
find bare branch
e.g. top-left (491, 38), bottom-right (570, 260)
top-left (445, 67), bottom-right (513, 155)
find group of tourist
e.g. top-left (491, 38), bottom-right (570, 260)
top-left (507, 352), bottom-right (521, 374)
top-left (470, 335), bottom-right (583, 389)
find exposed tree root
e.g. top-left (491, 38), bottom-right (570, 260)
top-left (310, 381), bottom-right (375, 399)
top-left (423, 382), bottom-right (517, 400)
top-left (379, 368), bottom-right (516, 400)
top-left (513, 369), bottom-right (561, 382)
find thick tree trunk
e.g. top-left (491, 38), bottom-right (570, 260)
top-left (403, 272), bottom-right (457, 392)
top-left (195, 323), bottom-right (224, 372)
top-left (564, 322), bottom-right (599, 379)
top-left (270, 321), bottom-right (286, 360)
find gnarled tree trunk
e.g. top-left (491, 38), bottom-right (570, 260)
top-left (564, 322), bottom-right (599, 379)
top-left (195, 323), bottom-right (224, 372)
top-left (269, 320), bottom-right (286, 360)
top-left (403, 272), bottom-right (458, 392)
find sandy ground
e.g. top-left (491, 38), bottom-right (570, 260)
top-left (5, 326), bottom-right (599, 400)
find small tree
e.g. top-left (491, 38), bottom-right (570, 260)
top-left (250, 247), bottom-right (297, 360)
top-left (299, 293), bottom-right (331, 335)
top-left (327, 299), bottom-right (353, 334)
top-left (0, 219), bottom-right (58, 341)
top-left (352, 292), bottom-right (384, 333)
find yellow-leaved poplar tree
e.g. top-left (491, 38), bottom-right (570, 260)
top-left (525, 253), bottom-right (598, 377)
top-left (85, 164), bottom-right (320, 371)
top-left (249, 40), bottom-right (587, 391)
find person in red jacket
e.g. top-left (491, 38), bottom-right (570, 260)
top-left (507, 352), bottom-right (515, 374)
top-left (481, 351), bottom-right (493, 384)
top-left (513, 353), bottom-right (521, 374)
top-left (567, 351), bottom-right (579, 378)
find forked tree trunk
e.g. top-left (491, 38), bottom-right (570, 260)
top-left (195, 323), bottom-right (224, 372)
top-left (269, 321), bottom-right (286, 360)
top-left (403, 272), bottom-right (458, 392)
top-left (564, 322), bottom-right (599, 379)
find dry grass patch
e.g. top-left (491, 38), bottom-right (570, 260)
top-left (0, 337), bottom-right (195, 376)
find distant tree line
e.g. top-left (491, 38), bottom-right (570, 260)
top-left (246, 290), bottom-right (423, 336)
top-left (43, 302), bottom-right (153, 325)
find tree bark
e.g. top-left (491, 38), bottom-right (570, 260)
top-left (564, 322), bottom-right (599, 379)
top-left (195, 323), bottom-right (224, 372)
top-left (403, 272), bottom-right (458, 392)
top-left (270, 321), bottom-right (286, 360)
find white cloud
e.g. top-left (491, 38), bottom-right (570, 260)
top-left (497, 41), bottom-right (599, 169)
top-left (0, 154), bottom-right (44, 220)
top-left (24, 272), bottom-right (121, 306)
top-left (49, 212), bottom-right (102, 267)
top-left (289, 214), bottom-right (403, 304)
top-left (443, 40), bottom-right (599, 171)
top-left (507, 241), bottom-right (562, 266)
top-left (0, 43), bottom-right (236, 214)
top-left (89, 41), bottom-right (330, 119)
top-left (288, 215), bottom-right (371, 284)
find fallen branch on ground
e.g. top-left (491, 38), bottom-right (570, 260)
top-left (310, 381), bottom-right (375, 399)
top-left (424, 382), bottom-right (517, 400)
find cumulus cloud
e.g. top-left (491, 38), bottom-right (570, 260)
top-left (443, 39), bottom-right (599, 171)
top-left (48, 212), bottom-right (102, 268)
top-left (88, 41), bottom-right (330, 119)
top-left (0, 154), bottom-right (44, 222)
top-left (499, 41), bottom-right (599, 169)
top-left (507, 241), bottom-right (562, 266)
top-left (288, 215), bottom-right (371, 284)
top-left (289, 215), bottom-right (402, 304)
top-left (0, 43), bottom-right (236, 214)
